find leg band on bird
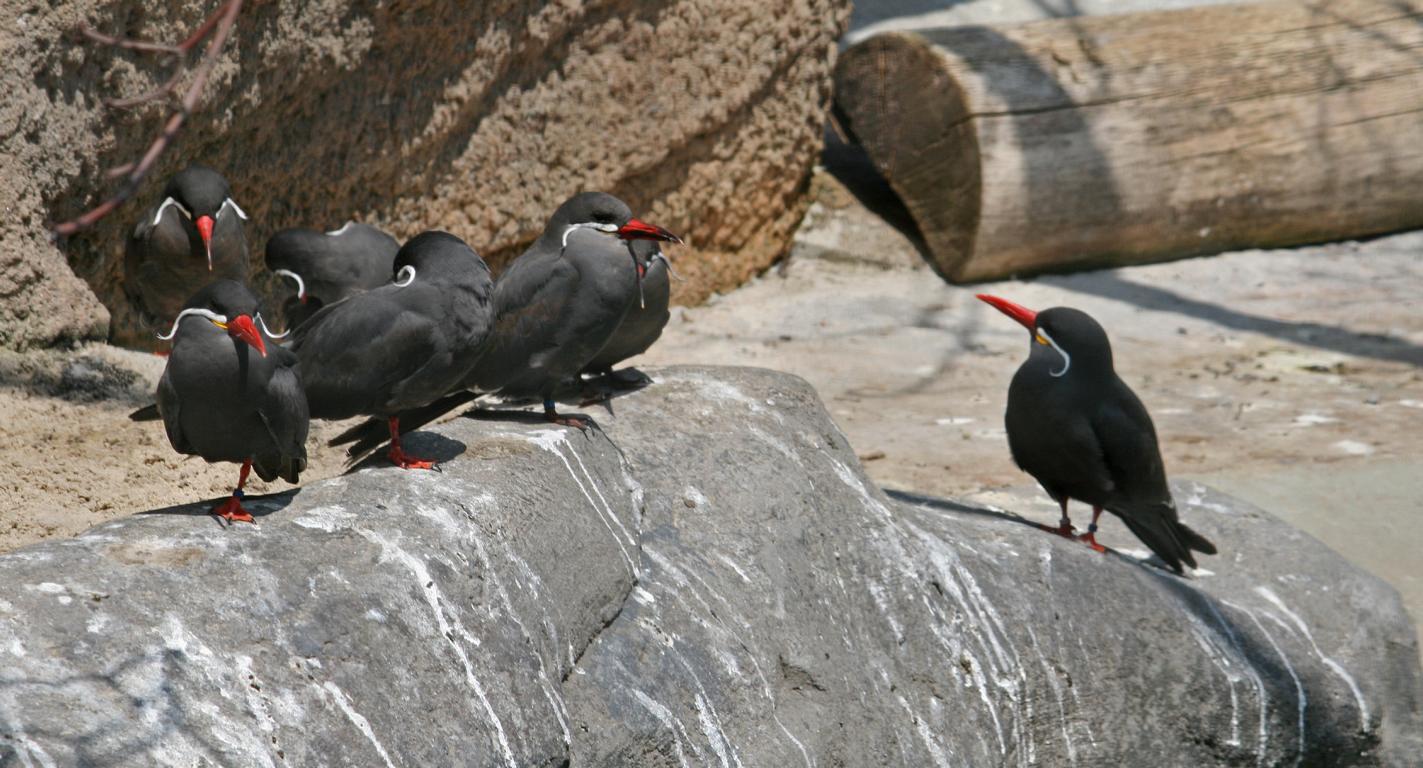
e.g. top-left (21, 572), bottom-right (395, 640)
top-left (212, 459), bottom-right (255, 525)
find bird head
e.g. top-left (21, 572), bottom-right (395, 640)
top-left (159, 164), bottom-right (247, 270)
top-left (156, 279), bottom-right (281, 356)
top-left (549, 192), bottom-right (683, 249)
top-left (977, 294), bottom-right (1114, 377)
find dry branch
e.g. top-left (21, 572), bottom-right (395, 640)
top-left (52, 0), bottom-right (245, 238)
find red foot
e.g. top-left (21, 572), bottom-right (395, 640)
top-left (387, 445), bottom-right (436, 470)
top-left (212, 495), bottom-right (254, 524)
top-left (1078, 532), bottom-right (1108, 553)
top-left (1034, 521), bottom-right (1077, 538)
top-left (546, 413), bottom-right (591, 430)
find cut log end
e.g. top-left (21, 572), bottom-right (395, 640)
top-left (833, 32), bottom-right (983, 281)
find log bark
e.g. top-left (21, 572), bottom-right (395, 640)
top-left (833, 0), bottom-right (1423, 282)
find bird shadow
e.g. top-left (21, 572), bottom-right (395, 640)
top-left (1042, 270), bottom-right (1423, 367)
top-left (137, 488), bottom-right (300, 525)
top-left (887, 488), bottom-right (1190, 576)
top-left (345, 432), bottom-right (467, 473)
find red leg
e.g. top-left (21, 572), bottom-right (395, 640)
top-left (1036, 497), bottom-right (1076, 538)
top-left (1078, 507), bottom-right (1107, 553)
top-left (385, 417), bottom-right (436, 470)
top-left (212, 459), bottom-right (255, 524)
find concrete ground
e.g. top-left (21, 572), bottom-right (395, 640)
top-left (636, 158), bottom-right (1423, 646)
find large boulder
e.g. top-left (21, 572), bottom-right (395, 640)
top-left (1, 0), bottom-right (850, 350)
top-left (0, 367), bottom-right (1418, 765)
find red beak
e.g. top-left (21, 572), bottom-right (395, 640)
top-left (195, 215), bottom-right (215, 270)
top-left (617, 218), bottom-right (683, 244)
top-left (976, 294), bottom-right (1038, 331)
top-left (227, 314), bottom-right (267, 357)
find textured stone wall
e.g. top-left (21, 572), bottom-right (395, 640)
top-left (1, 0), bottom-right (850, 349)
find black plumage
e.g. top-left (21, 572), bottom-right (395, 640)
top-left (265, 222), bottom-right (400, 329)
top-left (156, 280), bottom-right (307, 523)
top-left (979, 294), bottom-right (1217, 574)
top-left (581, 241), bottom-right (672, 386)
top-left (291, 230), bottom-right (493, 469)
top-left (125, 165), bottom-right (250, 329)
top-left (331, 192), bottom-right (681, 457)
top-left (470, 191), bottom-right (681, 425)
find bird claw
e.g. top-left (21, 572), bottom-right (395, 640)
top-left (212, 496), bottom-right (255, 525)
top-left (387, 447), bottom-right (437, 470)
top-left (547, 413), bottom-right (592, 431)
top-left (1078, 532), bottom-right (1107, 553)
top-left (1035, 521), bottom-right (1077, 538)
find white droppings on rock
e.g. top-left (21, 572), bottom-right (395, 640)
top-left (1256, 587), bottom-right (1369, 733)
top-left (322, 681), bottom-right (396, 768)
top-left (291, 506), bottom-right (358, 532)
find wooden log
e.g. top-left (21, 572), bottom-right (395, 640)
top-left (832, 0), bottom-right (1423, 282)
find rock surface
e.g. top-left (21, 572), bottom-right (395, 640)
top-left (0, 367), bottom-right (1419, 766)
top-left (1, 0), bottom-right (849, 350)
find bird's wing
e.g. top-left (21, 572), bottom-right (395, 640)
top-left (290, 285), bottom-right (443, 415)
top-left (476, 253), bottom-right (580, 387)
top-left (254, 359), bottom-right (310, 483)
top-left (1091, 385), bottom-right (1172, 507)
top-left (1091, 387), bottom-right (1195, 571)
top-left (155, 370), bottom-right (191, 455)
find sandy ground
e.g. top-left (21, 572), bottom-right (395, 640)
top-left (1, 163), bottom-right (1420, 642)
top-left (0, 346), bottom-right (360, 550)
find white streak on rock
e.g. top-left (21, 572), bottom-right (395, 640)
top-left (631, 690), bottom-right (695, 768)
top-left (518, 429), bottom-right (637, 573)
top-left (1256, 587), bottom-right (1369, 733)
top-left (896, 695), bottom-right (952, 767)
top-left (695, 693), bottom-right (735, 768)
top-left (715, 553), bottom-right (753, 584)
top-left (1236, 604), bottom-right (1306, 767)
top-left (322, 682), bottom-right (396, 768)
top-left (357, 529), bottom-right (517, 766)
top-left (1205, 601), bottom-right (1270, 765)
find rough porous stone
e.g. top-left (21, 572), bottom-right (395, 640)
top-left (1, 0), bottom-right (850, 350)
top-left (0, 367), bottom-right (1419, 766)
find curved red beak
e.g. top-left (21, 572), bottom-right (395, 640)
top-left (617, 218), bottom-right (683, 245)
top-left (976, 294), bottom-right (1038, 331)
top-left (195, 215), bottom-right (215, 270)
top-left (227, 314), bottom-right (267, 357)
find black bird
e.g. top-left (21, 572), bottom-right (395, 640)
top-left (265, 222), bottom-right (400, 329)
top-left (581, 241), bottom-right (674, 388)
top-left (978, 294), bottom-right (1217, 574)
top-left (291, 231), bottom-right (494, 469)
top-left (330, 192), bottom-right (682, 456)
top-left (155, 280), bottom-right (307, 524)
top-left (125, 165), bottom-right (250, 329)
top-left (471, 191), bottom-right (681, 426)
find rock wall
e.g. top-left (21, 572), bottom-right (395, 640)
top-left (1, 0), bottom-right (850, 350)
top-left (0, 367), bottom-right (1419, 766)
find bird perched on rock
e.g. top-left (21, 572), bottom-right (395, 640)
top-left (265, 222), bottom-right (400, 329)
top-left (581, 240), bottom-right (674, 388)
top-left (155, 280), bottom-right (306, 524)
top-left (125, 165), bottom-right (250, 329)
top-left (291, 231), bottom-right (494, 469)
top-left (330, 192), bottom-right (682, 458)
top-left (978, 294), bottom-right (1216, 574)
top-left (471, 191), bottom-right (682, 426)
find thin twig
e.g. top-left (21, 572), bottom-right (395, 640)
top-left (52, 0), bottom-right (244, 238)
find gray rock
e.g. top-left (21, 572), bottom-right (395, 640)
top-left (0, 366), bottom-right (1418, 766)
